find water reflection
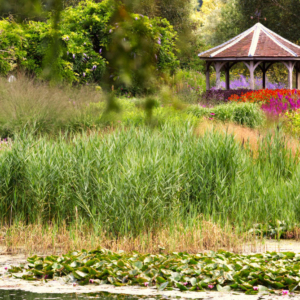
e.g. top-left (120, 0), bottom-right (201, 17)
top-left (0, 290), bottom-right (150, 300)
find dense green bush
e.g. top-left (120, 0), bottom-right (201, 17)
top-left (0, 0), bottom-right (179, 89)
top-left (187, 102), bottom-right (266, 128)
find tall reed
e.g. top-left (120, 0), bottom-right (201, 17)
top-left (0, 122), bottom-right (299, 238)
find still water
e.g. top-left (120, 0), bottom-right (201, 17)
top-left (0, 290), bottom-right (157, 300)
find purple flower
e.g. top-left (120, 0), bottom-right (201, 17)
top-left (83, 72), bottom-right (86, 77)
top-left (109, 29), bottom-right (112, 33)
top-left (67, 51), bottom-right (69, 55)
top-left (73, 54), bottom-right (75, 59)
top-left (83, 53), bottom-right (87, 57)
top-left (99, 48), bottom-right (102, 54)
top-left (135, 17), bottom-right (138, 20)
top-left (282, 290), bottom-right (289, 295)
top-left (157, 38), bottom-right (161, 45)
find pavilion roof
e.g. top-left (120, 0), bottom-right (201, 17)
top-left (198, 23), bottom-right (300, 59)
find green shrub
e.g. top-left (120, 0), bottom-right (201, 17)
top-left (284, 110), bottom-right (300, 136)
top-left (0, 0), bottom-right (179, 90)
top-left (187, 102), bottom-right (266, 128)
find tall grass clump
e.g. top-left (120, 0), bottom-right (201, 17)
top-left (0, 76), bottom-right (105, 137)
top-left (0, 122), bottom-right (299, 239)
top-left (188, 102), bottom-right (266, 128)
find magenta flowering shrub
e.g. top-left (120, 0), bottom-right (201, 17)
top-left (261, 91), bottom-right (300, 115)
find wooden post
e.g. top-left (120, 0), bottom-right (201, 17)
top-left (205, 61), bottom-right (210, 91)
top-left (283, 61), bottom-right (295, 89)
top-left (244, 61), bottom-right (261, 90)
top-left (214, 62), bottom-right (224, 89)
top-left (296, 63), bottom-right (300, 89)
top-left (225, 63), bottom-right (230, 90)
top-left (262, 62), bottom-right (266, 89)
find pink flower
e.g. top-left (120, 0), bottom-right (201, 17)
top-left (208, 284), bottom-right (214, 289)
top-left (282, 290), bottom-right (289, 295)
top-left (210, 113), bottom-right (215, 115)
top-left (183, 282), bottom-right (188, 286)
top-left (89, 279), bottom-right (94, 284)
top-left (253, 286), bottom-right (258, 291)
top-left (4, 267), bottom-right (7, 270)
top-left (209, 118), bottom-right (213, 120)
top-left (144, 282), bottom-right (149, 287)
top-left (73, 283), bottom-right (77, 287)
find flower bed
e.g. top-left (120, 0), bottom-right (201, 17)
top-left (202, 89), bottom-right (252, 103)
top-left (229, 89), bottom-right (300, 115)
top-left (7, 248), bottom-right (300, 295)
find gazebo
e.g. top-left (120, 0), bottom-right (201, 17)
top-left (198, 22), bottom-right (300, 90)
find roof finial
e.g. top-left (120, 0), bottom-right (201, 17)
top-left (251, 9), bottom-right (266, 22)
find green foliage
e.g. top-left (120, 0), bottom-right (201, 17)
top-left (0, 0), bottom-right (179, 89)
top-left (9, 248), bottom-right (300, 293)
top-left (187, 102), bottom-right (266, 128)
top-left (284, 110), bottom-right (300, 137)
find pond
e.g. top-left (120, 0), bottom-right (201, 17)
top-left (0, 290), bottom-right (167, 300)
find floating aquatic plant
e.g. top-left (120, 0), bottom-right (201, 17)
top-left (7, 248), bottom-right (300, 295)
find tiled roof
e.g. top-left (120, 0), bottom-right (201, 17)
top-left (198, 23), bottom-right (300, 59)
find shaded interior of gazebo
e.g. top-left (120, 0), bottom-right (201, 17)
top-left (198, 23), bottom-right (300, 90)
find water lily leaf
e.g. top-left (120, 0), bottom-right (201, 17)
top-left (273, 282), bottom-right (285, 288)
top-left (117, 260), bottom-right (125, 268)
top-left (62, 264), bottom-right (73, 272)
top-left (176, 283), bottom-right (188, 291)
top-left (170, 272), bottom-right (181, 281)
top-left (32, 269), bottom-right (44, 276)
top-left (70, 261), bottom-right (79, 268)
top-left (52, 263), bottom-right (63, 270)
top-left (22, 274), bottom-right (36, 281)
top-left (75, 270), bottom-right (88, 278)
top-left (156, 276), bottom-right (166, 283)
top-left (158, 281), bottom-right (169, 291)
top-left (85, 259), bottom-right (100, 267)
top-left (217, 284), bottom-right (231, 292)
top-left (190, 277), bottom-right (197, 286)
top-left (129, 269), bottom-right (138, 276)
top-left (245, 289), bottom-right (258, 295)
top-left (144, 256), bottom-right (153, 264)
top-left (258, 285), bottom-right (269, 292)
top-left (34, 260), bottom-right (44, 270)
top-left (8, 266), bottom-right (23, 273)
top-left (133, 261), bottom-right (143, 269)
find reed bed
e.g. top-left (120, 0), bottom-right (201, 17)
top-left (0, 122), bottom-right (299, 245)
